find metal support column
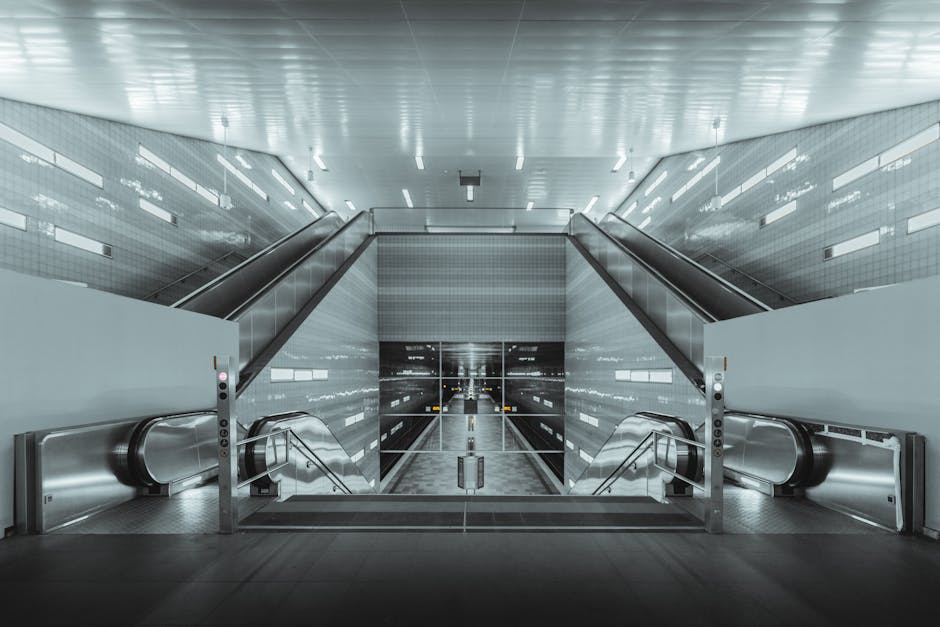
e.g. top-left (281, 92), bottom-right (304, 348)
top-left (703, 355), bottom-right (726, 534)
top-left (215, 355), bottom-right (238, 534)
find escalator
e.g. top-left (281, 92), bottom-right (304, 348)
top-left (569, 212), bottom-right (770, 390)
top-left (174, 211), bottom-right (372, 392)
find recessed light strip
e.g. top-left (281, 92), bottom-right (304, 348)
top-left (722, 148), bottom-right (797, 207)
top-left (621, 201), bottom-right (638, 217)
top-left (0, 121), bottom-right (103, 188)
top-left (344, 200), bottom-right (357, 212)
top-left (415, 155), bottom-right (425, 170)
top-left (312, 154), bottom-right (328, 171)
top-left (760, 201), bottom-right (797, 228)
top-left (584, 195), bottom-right (599, 213)
top-left (271, 168), bottom-right (296, 195)
top-left (301, 198), bottom-right (320, 217)
top-left (139, 198), bottom-right (177, 225)
top-left (0, 206), bottom-right (27, 231)
top-left (467, 186), bottom-right (474, 202)
top-left (235, 154), bottom-right (252, 169)
top-left (515, 156), bottom-right (525, 170)
top-left (611, 155), bottom-right (627, 172)
top-left (644, 170), bottom-right (668, 196)
top-left (525, 201), bottom-right (534, 211)
top-left (402, 188), bottom-right (413, 208)
top-left (907, 206), bottom-right (940, 234)
top-left (672, 156), bottom-right (721, 202)
top-left (824, 230), bottom-right (880, 259)
top-left (217, 154), bottom-right (268, 200)
top-left (54, 226), bottom-right (112, 258)
top-left (139, 144), bottom-right (218, 206)
top-left (638, 216), bottom-right (652, 230)
top-left (833, 123), bottom-right (940, 191)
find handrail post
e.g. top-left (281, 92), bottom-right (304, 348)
top-left (216, 355), bottom-right (239, 534)
top-left (704, 355), bottom-right (726, 533)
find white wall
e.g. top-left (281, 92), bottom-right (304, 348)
top-left (0, 268), bottom-right (238, 531)
top-left (704, 274), bottom-right (940, 531)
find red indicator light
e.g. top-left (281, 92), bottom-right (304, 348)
top-left (218, 371), bottom-right (228, 382)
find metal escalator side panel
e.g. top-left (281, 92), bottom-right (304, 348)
top-left (721, 412), bottom-right (811, 486)
top-left (598, 212), bottom-right (771, 319)
top-left (128, 412), bottom-right (218, 487)
top-left (174, 211), bottom-right (344, 316)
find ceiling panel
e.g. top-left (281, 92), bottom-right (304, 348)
top-left (0, 0), bottom-right (939, 225)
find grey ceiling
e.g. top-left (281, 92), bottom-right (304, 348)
top-left (2, 0), bottom-right (940, 223)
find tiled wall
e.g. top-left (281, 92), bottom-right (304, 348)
top-left (564, 241), bottom-right (704, 489)
top-left (236, 242), bottom-right (380, 487)
top-left (0, 97), bottom-right (323, 302)
top-left (612, 99), bottom-right (940, 305)
top-left (378, 235), bottom-right (567, 341)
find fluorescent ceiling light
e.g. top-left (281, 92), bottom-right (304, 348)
top-left (641, 197), bottom-right (661, 214)
top-left (832, 157), bottom-right (878, 191)
top-left (138, 198), bottom-right (177, 225)
top-left (760, 201), bottom-right (797, 227)
top-left (578, 413), bottom-right (599, 427)
top-left (579, 449), bottom-right (594, 464)
top-left (235, 154), bottom-right (252, 169)
top-left (313, 154), bottom-right (328, 171)
top-left (583, 195), bottom-right (599, 213)
top-left (415, 155), bottom-right (424, 170)
top-left (301, 198), bottom-right (320, 217)
top-left (721, 186), bottom-right (741, 207)
top-left (344, 200), bottom-right (357, 212)
top-left (467, 185), bottom-right (474, 202)
top-left (271, 168), bottom-right (296, 195)
top-left (54, 226), bottom-right (112, 257)
top-left (283, 201), bottom-right (297, 211)
top-left (138, 145), bottom-right (170, 173)
top-left (402, 188), bottom-right (413, 208)
top-left (723, 148), bottom-right (797, 205)
top-left (907, 206), bottom-right (940, 234)
top-left (687, 156), bottom-right (705, 171)
top-left (196, 184), bottom-right (219, 206)
top-left (171, 168), bottom-right (197, 192)
top-left (217, 154), bottom-right (267, 200)
top-left (611, 155), bottom-right (627, 172)
top-left (824, 230), bottom-right (880, 259)
top-left (0, 206), bottom-right (27, 231)
top-left (525, 201), bottom-right (534, 211)
top-left (645, 170), bottom-right (667, 196)
top-left (515, 156), bottom-right (525, 170)
top-left (638, 216), bottom-right (652, 230)
top-left (425, 226), bottom-right (515, 233)
top-left (622, 201), bottom-right (638, 217)
top-left (270, 368), bottom-right (294, 382)
top-left (350, 449), bottom-right (365, 463)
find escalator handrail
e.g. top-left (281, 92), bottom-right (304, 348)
top-left (225, 211), bottom-right (368, 321)
top-left (172, 210), bottom-right (342, 310)
top-left (126, 409), bottom-right (217, 486)
top-left (570, 213), bottom-right (716, 323)
top-left (243, 411), bottom-right (353, 495)
top-left (600, 212), bottom-right (772, 315)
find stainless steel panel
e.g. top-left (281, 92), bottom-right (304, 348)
top-left (569, 413), bottom-right (700, 497)
top-left (246, 413), bottom-right (374, 496)
top-left (35, 419), bottom-right (140, 532)
top-left (805, 431), bottom-right (904, 531)
top-left (722, 412), bottom-right (806, 486)
top-left (136, 413), bottom-right (218, 485)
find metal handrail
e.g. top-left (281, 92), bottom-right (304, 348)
top-left (695, 250), bottom-right (799, 305)
top-left (143, 249), bottom-right (245, 301)
top-left (592, 432), bottom-right (656, 495)
top-left (225, 211), bottom-right (367, 321)
top-left (235, 427), bottom-right (352, 494)
top-left (652, 431), bottom-right (707, 491)
top-left (173, 211), bottom-right (339, 308)
top-left (570, 213), bottom-right (716, 323)
top-left (600, 212), bottom-right (772, 312)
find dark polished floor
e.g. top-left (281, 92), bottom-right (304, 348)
top-left (1, 531), bottom-right (937, 626)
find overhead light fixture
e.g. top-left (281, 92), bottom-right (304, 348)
top-left (402, 188), bottom-right (413, 208)
top-left (235, 154), bottom-right (252, 169)
top-left (426, 226), bottom-right (515, 233)
top-left (622, 200), bottom-right (638, 217)
top-left (302, 198), bottom-right (320, 217)
top-left (467, 186), bottom-right (474, 202)
top-left (645, 170), bottom-right (667, 196)
top-left (219, 116), bottom-right (233, 210)
top-left (525, 201), bottom-right (534, 211)
top-left (272, 168), bottom-right (296, 195)
top-left (638, 216), bottom-right (652, 230)
top-left (313, 153), bottom-right (328, 171)
top-left (344, 200), bottom-right (357, 212)
top-left (415, 155), bottom-right (425, 170)
top-left (283, 201), bottom-right (297, 211)
top-left (612, 155), bottom-right (626, 172)
top-left (515, 156), bottom-right (525, 170)
top-left (584, 195), bottom-right (599, 213)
